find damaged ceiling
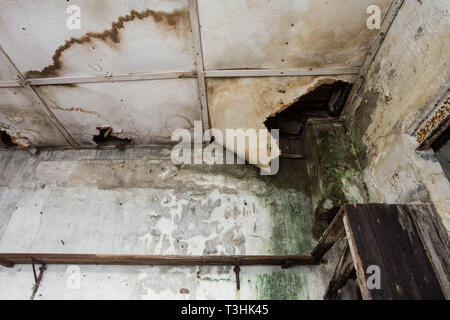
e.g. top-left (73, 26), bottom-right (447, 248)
top-left (0, 0), bottom-right (393, 150)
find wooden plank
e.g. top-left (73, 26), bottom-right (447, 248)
top-left (343, 204), bottom-right (445, 300)
top-left (341, 0), bottom-right (405, 117)
top-left (343, 213), bottom-right (371, 300)
top-left (189, 0), bottom-right (210, 131)
top-left (310, 207), bottom-right (345, 262)
top-left (274, 117), bottom-right (303, 135)
top-left (324, 244), bottom-right (356, 300)
top-left (407, 204), bottom-right (450, 299)
top-left (0, 253), bottom-right (315, 267)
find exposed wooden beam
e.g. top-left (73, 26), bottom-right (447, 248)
top-left (340, 0), bottom-right (405, 118)
top-left (0, 45), bottom-right (79, 147)
top-left (189, 0), bottom-right (210, 131)
top-left (310, 208), bottom-right (345, 262)
top-left (0, 253), bottom-right (316, 267)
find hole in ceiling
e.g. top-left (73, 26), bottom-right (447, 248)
top-left (264, 81), bottom-right (352, 158)
top-left (0, 130), bottom-right (17, 149)
top-left (93, 126), bottom-right (132, 149)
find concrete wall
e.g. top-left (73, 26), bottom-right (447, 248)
top-left (346, 0), bottom-right (450, 231)
top-left (0, 148), bottom-right (343, 299)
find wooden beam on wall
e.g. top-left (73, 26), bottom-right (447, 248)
top-left (0, 253), bottom-right (316, 268)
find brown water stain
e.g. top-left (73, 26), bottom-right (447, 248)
top-left (25, 8), bottom-right (190, 78)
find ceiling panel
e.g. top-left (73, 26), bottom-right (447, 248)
top-left (198, 0), bottom-right (392, 70)
top-left (0, 0), bottom-right (195, 78)
top-left (0, 87), bottom-right (69, 148)
top-left (35, 79), bottom-right (201, 146)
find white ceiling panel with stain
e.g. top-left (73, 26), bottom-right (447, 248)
top-left (0, 87), bottom-right (69, 148)
top-left (0, 0), bottom-right (195, 78)
top-left (35, 79), bottom-right (201, 146)
top-left (198, 0), bottom-right (392, 70)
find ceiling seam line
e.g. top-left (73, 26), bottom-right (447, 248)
top-left (189, 0), bottom-right (210, 132)
top-left (340, 0), bottom-right (405, 119)
top-left (0, 67), bottom-right (361, 88)
top-left (0, 45), bottom-right (79, 148)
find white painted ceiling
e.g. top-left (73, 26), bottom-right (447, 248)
top-left (0, 0), bottom-right (393, 148)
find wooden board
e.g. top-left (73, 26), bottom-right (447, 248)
top-left (343, 204), bottom-right (446, 300)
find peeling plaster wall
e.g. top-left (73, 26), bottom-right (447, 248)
top-left (0, 148), bottom-right (340, 299)
top-left (198, 0), bottom-right (391, 69)
top-left (0, 87), bottom-right (69, 148)
top-left (207, 75), bottom-right (354, 167)
top-left (346, 0), bottom-right (450, 231)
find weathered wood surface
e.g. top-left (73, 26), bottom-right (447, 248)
top-left (406, 204), bottom-right (450, 298)
top-left (324, 244), bottom-right (356, 300)
top-left (343, 204), bottom-right (446, 300)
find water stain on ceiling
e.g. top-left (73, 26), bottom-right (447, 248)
top-left (26, 8), bottom-right (191, 78)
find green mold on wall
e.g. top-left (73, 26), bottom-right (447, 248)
top-left (256, 271), bottom-right (309, 300)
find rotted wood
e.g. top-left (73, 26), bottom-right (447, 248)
top-left (324, 244), bottom-right (356, 300)
top-left (343, 204), bottom-right (446, 300)
top-left (0, 253), bottom-right (315, 267)
top-left (406, 204), bottom-right (450, 299)
top-left (310, 207), bottom-right (345, 262)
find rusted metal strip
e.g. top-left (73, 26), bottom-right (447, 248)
top-left (30, 263), bottom-right (47, 300)
top-left (0, 253), bottom-right (315, 267)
